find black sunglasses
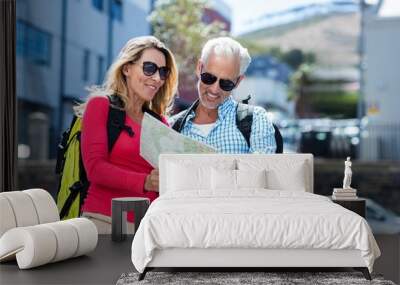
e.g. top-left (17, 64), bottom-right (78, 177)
top-left (142, 61), bottom-right (170, 80)
top-left (200, 68), bottom-right (239, 92)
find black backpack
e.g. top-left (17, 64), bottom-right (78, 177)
top-left (55, 95), bottom-right (162, 219)
top-left (171, 98), bottom-right (283, 153)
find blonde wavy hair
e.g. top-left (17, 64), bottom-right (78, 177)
top-left (76, 36), bottom-right (178, 116)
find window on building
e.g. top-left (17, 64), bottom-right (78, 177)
top-left (16, 20), bottom-right (52, 66)
top-left (111, 0), bottom-right (123, 22)
top-left (82, 49), bottom-right (90, 82)
top-left (92, 0), bottom-right (104, 12)
top-left (97, 55), bottom-right (105, 84)
top-left (16, 20), bottom-right (25, 56)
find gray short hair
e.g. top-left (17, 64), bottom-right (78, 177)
top-left (200, 37), bottom-right (251, 75)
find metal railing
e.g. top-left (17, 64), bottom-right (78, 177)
top-left (360, 122), bottom-right (400, 161)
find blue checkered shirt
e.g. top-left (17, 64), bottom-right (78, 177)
top-left (169, 96), bottom-right (276, 154)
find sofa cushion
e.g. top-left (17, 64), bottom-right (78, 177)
top-left (0, 218), bottom-right (97, 269)
top-left (24, 189), bottom-right (60, 224)
top-left (0, 191), bottom-right (40, 228)
top-left (0, 189), bottom-right (60, 238)
top-left (0, 196), bottom-right (17, 237)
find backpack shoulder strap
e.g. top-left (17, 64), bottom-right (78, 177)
top-left (236, 103), bottom-right (284, 153)
top-left (107, 95), bottom-right (126, 152)
top-left (236, 102), bottom-right (253, 148)
top-left (273, 123), bottom-right (283, 153)
top-left (55, 116), bottom-right (78, 174)
top-left (106, 95), bottom-right (165, 151)
top-left (143, 107), bottom-right (163, 122)
top-left (171, 99), bottom-right (200, 132)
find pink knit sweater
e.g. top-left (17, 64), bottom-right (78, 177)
top-left (81, 96), bottom-right (164, 221)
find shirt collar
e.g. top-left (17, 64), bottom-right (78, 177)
top-left (217, 96), bottom-right (236, 120)
top-left (186, 96), bottom-right (236, 123)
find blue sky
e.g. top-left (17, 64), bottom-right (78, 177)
top-left (224, 0), bottom-right (400, 35)
top-left (224, 0), bottom-right (339, 35)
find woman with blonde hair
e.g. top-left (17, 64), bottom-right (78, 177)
top-left (79, 36), bottom-right (178, 233)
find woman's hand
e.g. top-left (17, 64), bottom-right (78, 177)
top-left (144, 169), bottom-right (159, 192)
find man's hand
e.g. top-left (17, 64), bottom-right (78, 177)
top-left (144, 169), bottom-right (159, 192)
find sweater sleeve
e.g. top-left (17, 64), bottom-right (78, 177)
top-left (81, 97), bottom-right (147, 196)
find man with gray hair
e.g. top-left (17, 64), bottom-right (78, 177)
top-left (170, 37), bottom-right (277, 153)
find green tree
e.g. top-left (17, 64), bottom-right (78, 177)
top-left (148, 0), bottom-right (226, 97)
top-left (283, 49), bottom-right (304, 70)
top-left (288, 63), bottom-right (312, 101)
top-left (248, 45), bottom-right (316, 70)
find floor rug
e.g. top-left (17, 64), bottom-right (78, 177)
top-left (116, 271), bottom-right (396, 285)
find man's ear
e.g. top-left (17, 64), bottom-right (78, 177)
top-left (234, 75), bottom-right (245, 89)
top-left (195, 60), bottom-right (202, 78)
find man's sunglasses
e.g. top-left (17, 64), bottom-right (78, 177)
top-left (142, 61), bottom-right (170, 80)
top-left (200, 70), bottom-right (239, 92)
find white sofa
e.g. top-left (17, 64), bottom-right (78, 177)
top-left (131, 154), bottom-right (380, 280)
top-left (0, 188), bottom-right (98, 269)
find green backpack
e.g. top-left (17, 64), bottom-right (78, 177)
top-left (55, 95), bottom-right (162, 219)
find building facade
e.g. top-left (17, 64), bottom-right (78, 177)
top-left (203, 0), bottom-right (231, 32)
top-left (16, 0), bottom-right (152, 159)
top-left (360, 2), bottom-right (400, 160)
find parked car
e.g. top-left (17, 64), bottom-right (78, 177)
top-left (296, 118), bottom-right (360, 158)
top-left (365, 198), bottom-right (400, 234)
top-left (278, 119), bottom-right (301, 153)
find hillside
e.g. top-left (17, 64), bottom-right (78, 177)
top-left (241, 13), bottom-right (360, 67)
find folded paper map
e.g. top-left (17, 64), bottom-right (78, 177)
top-left (140, 113), bottom-right (216, 167)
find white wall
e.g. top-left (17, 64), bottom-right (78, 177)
top-left (16, 0), bottom-right (152, 155)
top-left (361, 15), bottom-right (400, 160)
top-left (364, 16), bottom-right (400, 123)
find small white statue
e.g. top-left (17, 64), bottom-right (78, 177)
top-left (342, 157), bottom-right (353, 189)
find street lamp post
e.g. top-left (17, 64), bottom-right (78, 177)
top-left (358, 0), bottom-right (367, 121)
top-left (357, 0), bottom-right (367, 159)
